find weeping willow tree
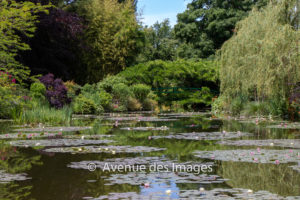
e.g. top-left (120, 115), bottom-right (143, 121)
top-left (219, 0), bottom-right (299, 107)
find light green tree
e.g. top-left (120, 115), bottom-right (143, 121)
top-left (79, 0), bottom-right (144, 82)
top-left (0, 0), bottom-right (49, 83)
top-left (219, 0), bottom-right (299, 108)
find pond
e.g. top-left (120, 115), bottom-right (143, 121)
top-left (0, 113), bottom-right (299, 199)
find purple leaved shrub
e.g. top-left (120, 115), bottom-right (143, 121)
top-left (39, 73), bottom-right (71, 108)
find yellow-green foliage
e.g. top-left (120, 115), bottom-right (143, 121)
top-left (219, 0), bottom-right (299, 103)
top-left (80, 0), bottom-right (143, 82)
top-left (0, 0), bottom-right (50, 82)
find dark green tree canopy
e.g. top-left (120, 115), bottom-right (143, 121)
top-left (174, 0), bottom-right (268, 58)
top-left (137, 19), bottom-right (178, 62)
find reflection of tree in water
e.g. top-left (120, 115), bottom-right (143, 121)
top-left (0, 183), bottom-right (34, 200)
top-left (84, 169), bottom-right (140, 198)
top-left (0, 142), bottom-right (42, 200)
top-left (0, 121), bottom-right (12, 134)
top-left (0, 142), bottom-right (42, 174)
top-left (217, 161), bottom-right (300, 196)
top-left (71, 118), bottom-right (114, 135)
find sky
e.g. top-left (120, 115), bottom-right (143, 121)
top-left (137, 0), bottom-right (192, 27)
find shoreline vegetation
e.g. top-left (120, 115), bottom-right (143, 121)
top-left (0, 0), bottom-right (299, 124)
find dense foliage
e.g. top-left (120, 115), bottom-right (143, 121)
top-left (0, 0), bottom-right (49, 83)
top-left (71, 77), bottom-right (157, 114)
top-left (39, 73), bottom-right (70, 108)
top-left (174, 0), bottom-right (268, 59)
top-left (75, 0), bottom-right (144, 82)
top-left (0, 0), bottom-right (298, 121)
top-left (18, 7), bottom-right (84, 82)
top-left (137, 19), bottom-right (178, 62)
top-left (216, 0), bottom-right (300, 118)
top-left (119, 60), bottom-right (219, 109)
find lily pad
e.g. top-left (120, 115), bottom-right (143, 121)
top-left (106, 117), bottom-right (178, 122)
top-left (267, 123), bottom-right (300, 129)
top-left (0, 170), bottom-right (30, 183)
top-left (152, 131), bottom-right (251, 141)
top-left (103, 172), bottom-right (226, 185)
top-left (68, 157), bottom-right (214, 171)
top-left (90, 189), bottom-right (300, 200)
top-left (14, 126), bottom-right (92, 132)
top-left (44, 145), bottom-right (166, 154)
top-left (120, 127), bottom-right (169, 131)
top-left (0, 132), bottom-right (58, 139)
top-left (92, 192), bottom-right (159, 200)
top-left (8, 139), bottom-right (114, 147)
top-left (194, 149), bottom-right (300, 173)
top-left (218, 139), bottom-right (300, 149)
top-left (63, 135), bottom-right (114, 139)
top-left (179, 188), bottom-right (300, 199)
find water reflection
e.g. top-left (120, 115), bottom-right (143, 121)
top-left (0, 113), bottom-right (299, 199)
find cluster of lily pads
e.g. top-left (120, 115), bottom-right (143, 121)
top-left (218, 139), bottom-right (300, 149)
top-left (0, 170), bottom-right (30, 184)
top-left (103, 172), bottom-right (226, 186)
top-left (90, 188), bottom-right (300, 200)
top-left (179, 188), bottom-right (300, 199)
top-left (152, 131), bottom-right (251, 141)
top-left (44, 145), bottom-right (166, 154)
top-left (107, 116), bottom-right (178, 122)
top-left (194, 149), bottom-right (300, 173)
top-left (8, 139), bottom-right (114, 147)
top-left (14, 126), bottom-right (92, 132)
top-left (68, 156), bottom-right (214, 172)
top-left (120, 126), bottom-right (169, 131)
top-left (267, 122), bottom-right (300, 129)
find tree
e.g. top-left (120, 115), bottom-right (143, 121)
top-left (137, 19), bottom-right (178, 62)
top-left (17, 7), bottom-right (85, 83)
top-left (174, 0), bottom-right (268, 59)
top-left (219, 0), bottom-right (299, 106)
top-left (0, 0), bottom-right (49, 83)
top-left (78, 0), bottom-right (144, 83)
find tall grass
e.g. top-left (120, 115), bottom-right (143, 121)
top-left (17, 104), bottom-right (73, 125)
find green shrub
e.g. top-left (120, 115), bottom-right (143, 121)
top-left (242, 102), bottom-right (270, 117)
top-left (95, 105), bottom-right (104, 114)
top-left (212, 96), bottom-right (226, 116)
top-left (118, 60), bottom-right (219, 107)
top-left (64, 81), bottom-right (81, 100)
top-left (112, 104), bottom-right (127, 112)
top-left (112, 83), bottom-right (133, 104)
top-left (73, 94), bottom-right (96, 114)
top-left (267, 97), bottom-right (288, 117)
top-left (30, 82), bottom-right (46, 100)
top-left (178, 87), bottom-right (214, 110)
top-left (127, 97), bottom-right (142, 111)
top-left (143, 98), bottom-right (158, 111)
top-left (230, 96), bottom-right (244, 116)
top-left (132, 84), bottom-right (151, 102)
top-left (98, 76), bottom-right (128, 93)
top-left (81, 83), bottom-right (97, 94)
top-left (98, 91), bottom-right (112, 109)
top-left (171, 101), bottom-right (185, 112)
top-left (0, 86), bottom-right (24, 119)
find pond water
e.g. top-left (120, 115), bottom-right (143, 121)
top-left (0, 113), bottom-right (300, 199)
